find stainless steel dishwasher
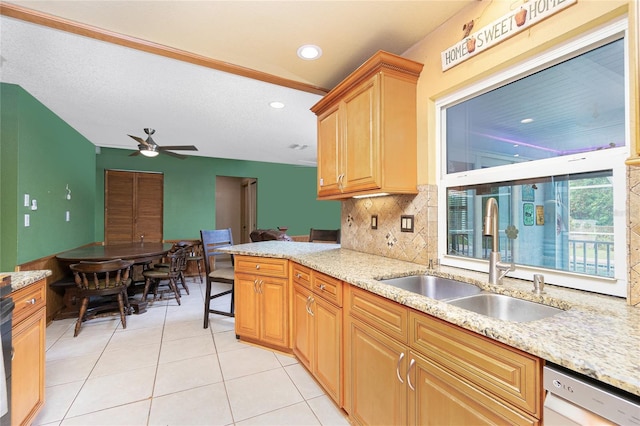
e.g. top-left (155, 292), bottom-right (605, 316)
top-left (544, 363), bottom-right (640, 425)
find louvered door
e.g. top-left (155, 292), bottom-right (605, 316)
top-left (105, 170), bottom-right (163, 243)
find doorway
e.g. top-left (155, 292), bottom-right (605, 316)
top-left (215, 176), bottom-right (257, 244)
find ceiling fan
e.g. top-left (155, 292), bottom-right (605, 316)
top-left (128, 128), bottom-right (198, 159)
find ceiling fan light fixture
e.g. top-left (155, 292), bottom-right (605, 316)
top-left (139, 147), bottom-right (159, 157)
top-left (297, 44), bottom-right (322, 60)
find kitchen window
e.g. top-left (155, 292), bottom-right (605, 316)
top-left (437, 19), bottom-right (629, 297)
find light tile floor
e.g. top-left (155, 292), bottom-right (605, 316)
top-left (34, 278), bottom-right (350, 426)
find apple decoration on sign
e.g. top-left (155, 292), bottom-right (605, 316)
top-left (515, 7), bottom-right (528, 27)
top-left (466, 36), bottom-right (477, 53)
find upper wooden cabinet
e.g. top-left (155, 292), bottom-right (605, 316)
top-left (311, 51), bottom-right (423, 199)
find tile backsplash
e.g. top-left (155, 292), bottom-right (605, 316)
top-left (341, 184), bottom-right (437, 265)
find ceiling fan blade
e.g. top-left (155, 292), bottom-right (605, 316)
top-left (128, 134), bottom-right (149, 147)
top-left (129, 151), bottom-right (141, 157)
top-left (158, 145), bottom-right (198, 151)
top-left (162, 150), bottom-right (187, 160)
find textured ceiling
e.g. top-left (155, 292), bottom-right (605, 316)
top-left (0, 1), bottom-right (474, 165)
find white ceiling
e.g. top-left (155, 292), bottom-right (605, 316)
top-left (0, 1), bottom-right (474, 165)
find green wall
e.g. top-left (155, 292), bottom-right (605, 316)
top-left (0, 83), bottom-right (340, 271)
top-left (95, 148), bottom-right (340, 240)
top-left (1, 84), bottom-right (96, 270)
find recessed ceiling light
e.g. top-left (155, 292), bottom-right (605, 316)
top-left (297, 44), bottom-right (322, 60)
top-left (289, 144), bottom-right (308, 150)
top-left (270, 101), bottom-right (285, 109)
top-left (520, 118), bottom-right (534, 124)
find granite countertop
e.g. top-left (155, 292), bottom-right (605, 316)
top-left (1, 270), bottom-right (52, 292)
top-left (224, 241), bottom-right (640, 397)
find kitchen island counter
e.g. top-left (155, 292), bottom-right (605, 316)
top-left (224, 241), bottom-right (640, 397)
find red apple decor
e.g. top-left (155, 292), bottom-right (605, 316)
top-left (466, 36), bottom-right (477, 53)
top-left (515, 7), bottom-right (527, 27)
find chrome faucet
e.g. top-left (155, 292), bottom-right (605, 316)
top-left (483, 198), bottom-right (515, 285)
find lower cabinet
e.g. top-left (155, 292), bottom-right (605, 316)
top-left (292, 264), bottom-right (342, 405)
top-left (11, 278), bottom-right (46, 426)
top-left (345, 285), bottom-right (541, 426)
top-left (409, 351), bottom-right (538, 425)
top-left (234, 256), bottom-right (289, 349)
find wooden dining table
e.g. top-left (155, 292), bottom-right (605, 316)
top-left (56, 242), bottom-right (174, 263)
top-left (55, 242), bottom-right (174, 318)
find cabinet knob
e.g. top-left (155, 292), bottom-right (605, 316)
top-left (296, 273), bottom-right (301, 278)
top-left (255, 264), bottom-right (260, 270)
top-left (319, 284), bottom-right (326, 291)
top-left (27, 298), bottom-right (36, 304)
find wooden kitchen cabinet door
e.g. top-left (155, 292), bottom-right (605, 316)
top-left (234, 272), bottom-right (260, 340)
top-left (347, 317), bottom-right (408, 426)
top-left (259, 276), bottom-right (289, 347)
top-left (408, 351), bottom-right (538, 426)
top-left (342, 74), bottom-right (379, 194)
top-left (235, 269), bottom-right (289, 349)
top-left (105, 170), bottom-right (163, 244)
top-left (317, 105), bottom-right (342, 197)
top-left (313, 295), bottom-right (342, 404)
top-left (11, 306), bottom-right (46, 426)
top-left (293, 284), bottom-right (313, 369)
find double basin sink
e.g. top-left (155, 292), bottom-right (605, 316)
top-left (379, 275), bottom-right (563, 322)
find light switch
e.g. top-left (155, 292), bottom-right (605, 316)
top-left (371, 215), bottom-right (378, 230)
top-left (65, 211), bottom-right (70, 222)
top-left (24, 214), bottom-right (30, 227)
top-left (24, 194), bottom-right (30, 207)
top-left (400, 215), bottom-right (414, 233)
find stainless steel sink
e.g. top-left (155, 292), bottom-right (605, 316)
top-left (379, 275), bottom-right (484, 300)
top-left (446, 293), bottom-right (563, 322)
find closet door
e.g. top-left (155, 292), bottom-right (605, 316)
top-left (105, 170), bottom-right (163, 243)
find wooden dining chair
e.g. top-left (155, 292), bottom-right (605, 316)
top-left (154, 241), bottom-right (191, 295)
top-left (201, 228), bottom-right (235, 328)
top-left (309, 228), bottom-right (341, 243)
top-left (142, 247), bottom-right (188, 305)
top-left (69, 259), bottom-right (134, 337)
top-left (185, 240), bottom-right (204, 283)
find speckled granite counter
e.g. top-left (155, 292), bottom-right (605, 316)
top-left (224, 242), bottom-right (640, 397)
top-left (1, 270), bottom-right (52, 292)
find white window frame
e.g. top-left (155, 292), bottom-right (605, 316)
top-left (436, 18), bottom-right (630, 297)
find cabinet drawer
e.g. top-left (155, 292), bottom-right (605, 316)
top-left (312, 272), bottom-right (342, 307)
top-left (347, 285), bottom-right (407, 344)
top-left (12, 279), bottom-right (46, 325)
top-left (292, 263), bottom-right (312, 289)
top-left (235, 256), bottom-right (288, 278)
top-left (410, 311), bottom-right (541, 417)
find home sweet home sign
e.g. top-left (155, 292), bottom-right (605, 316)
top-left (441, 0), bottom-right (577, 71)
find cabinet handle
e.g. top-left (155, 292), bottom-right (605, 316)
top-left (258, 280), bottom-right (264, 294)
top-left (407, 358), bottom-right (416, 391)
top-left (309, 297), bottom-right (315, 316)
top-left (253, 279), bottom-right (259, 293)
top-left (27, 298), bottom-right (36, 304)
top-left (396, 352), bottom-right (405, 384)
top-left (305, 296), bottom-right (311, 315)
